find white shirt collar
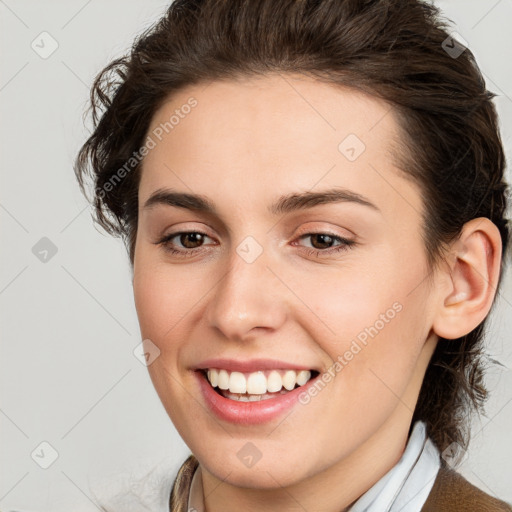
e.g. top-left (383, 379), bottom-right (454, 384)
top-left (348, 421), bottom-right (440, 511)
top-left (187, 421), bottom-right (440, 512)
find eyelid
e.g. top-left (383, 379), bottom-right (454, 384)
top-left (155, 221), bottom-right (214, 239)
top-left (294, 222), bottom-right (356, 239)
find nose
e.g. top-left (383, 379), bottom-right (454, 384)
top-left (204, 243), bottom-right (288, 342)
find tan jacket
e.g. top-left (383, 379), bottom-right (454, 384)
top-left (421, 466), bottom-right (512, 511)
top-left (170, 455), bottom-right (512, 511)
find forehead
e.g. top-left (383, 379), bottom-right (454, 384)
top-left (139, 73), bottom-right (422, 222)
top-left (145, 72), bottom-right (399, 159)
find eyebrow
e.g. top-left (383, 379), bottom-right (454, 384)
top-left (142, 187), bottom-right (380, 215)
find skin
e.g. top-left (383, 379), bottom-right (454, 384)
top-left (131, 73), bottom-right (502, 512)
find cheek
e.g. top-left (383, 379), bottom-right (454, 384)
top-left (133, 271), bottom-right (166, 340)
top-left (308, 249), bottom-right (430, 405)
top-left (292, 255), bottom-right (406, 346)
top-left (133, 262), bottom-right (199, 341)
top-left (132, 267), bottom-right (199, 427)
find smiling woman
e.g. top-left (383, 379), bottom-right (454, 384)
top-left (74, 0), bottom-right (511, 511)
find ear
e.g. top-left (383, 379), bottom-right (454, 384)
top-left (432, 217), bottom-right (502, 340)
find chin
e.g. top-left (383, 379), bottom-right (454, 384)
top-left (206, 456), bottom-right (309, 489)
top-left (189, 436), bottom-right (324, 490)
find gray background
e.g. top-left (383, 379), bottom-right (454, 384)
top-left (1, 1), bottom-right (511, 510)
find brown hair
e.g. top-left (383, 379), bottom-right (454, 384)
top-left (75, 0), bottom-right (509, 464)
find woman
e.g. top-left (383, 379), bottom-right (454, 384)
top-left (75, 0), bottom-right (511, 510)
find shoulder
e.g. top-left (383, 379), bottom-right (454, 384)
top-left (421, 466), bottom-right (512, 511)
top-left (170, 454), bottom-right (199, 511)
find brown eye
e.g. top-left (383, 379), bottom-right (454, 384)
top-left (294, 232), bottom-right (356, 257)
top-left (155, 230), bottom-right (214, 256)
top-left (178, 232), bottom-right (206, 249)
top-left (308, 233), bottom-right (336, 249)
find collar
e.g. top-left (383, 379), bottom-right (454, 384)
top-left (349, 421), bottom-right (440, 511)
top-left (187, 421), bottom-right (440, 512)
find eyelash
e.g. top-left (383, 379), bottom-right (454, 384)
top-left (154, 230), bottom-right (356, 258)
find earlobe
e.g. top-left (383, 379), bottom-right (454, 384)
top-left (433, 217), bottom-right (502, 340)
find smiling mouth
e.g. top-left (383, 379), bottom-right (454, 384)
top-left (200, 368), bottom-right (320, 402)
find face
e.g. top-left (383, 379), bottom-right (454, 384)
top-left (132, 73), bottom-right (440, 489)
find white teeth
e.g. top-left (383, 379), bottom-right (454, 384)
top-left (282, 370), bottom-right (297, 391)
top-left (205, 368), bottom-right (313, 397)
top-left (218, 369), bottom-right (230, 390)
top-left (267, 370), bottom-right (283, 392)
top-left (207, 369), bottom-right (218, 387)
top-left (296, 370), bottom-right (311, 386)
top-left (247, 371), bottom-right (267, 394)
top-left (222, 389), bottom-right (290, 402)
top-left (228, 371), bottom-right (246, 394)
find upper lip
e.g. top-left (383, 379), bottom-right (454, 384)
top-left (194, 358), bottom-right (319, 373)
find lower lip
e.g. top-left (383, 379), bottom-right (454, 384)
top-left (195, 370), bottom-right (319, 425)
